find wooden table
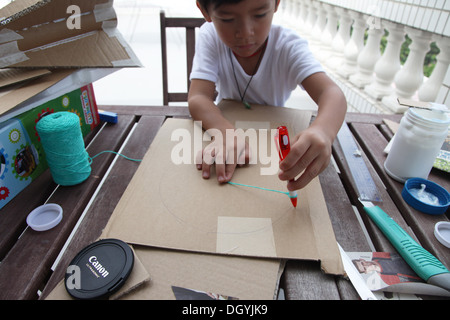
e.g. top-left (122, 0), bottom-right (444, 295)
top-left (0, 106), bottom-right (448, 300)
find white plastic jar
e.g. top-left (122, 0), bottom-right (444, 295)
top-left (384, 107), bottom-right (450, 183)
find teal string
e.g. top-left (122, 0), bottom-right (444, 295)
top-left (227, 181), bottom-right (292, 197)
top-left (36, 111), bottom-right (142, 187)
top-left (37, 112), bottom-right (91, 186)
top-left (89, 150), bottom-right (142, 164)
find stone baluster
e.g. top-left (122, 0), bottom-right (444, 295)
top-left (349, 20), bottom-right (384, 88)
top-left (326, 7), bottom-right (352, 70)
top-left (337, 11), bottom-right (367, 78)
top-left (295, 0), bottom-right (309, 35)
top-left (382, 27), bottom-right (432, 113)
top-left (315, 3), bottom-right (339, 62)
top-left (282, 0), bottom-right (296, 28)
top-left (301, 0), bottom-right (316, 39)
top-left (365, 22), bottom-right (405, 100)
top-left (309, 1), bottom-right (327, 52)
top-left (418, 35), bottom-right (450, 103)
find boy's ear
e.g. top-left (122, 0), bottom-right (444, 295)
top-left (196, 1), bottom-right (212, 22)
top-left (274, 0), bottom-right (281, 12)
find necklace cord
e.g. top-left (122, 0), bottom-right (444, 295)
top-left (229, 38), bottom-right (267, 106)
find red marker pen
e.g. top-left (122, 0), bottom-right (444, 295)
top-left (275, 126), bottom-right (298, 208)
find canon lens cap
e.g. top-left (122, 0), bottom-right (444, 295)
top-left (65, 238), bottom-right (134, 300)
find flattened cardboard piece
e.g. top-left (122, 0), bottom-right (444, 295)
top-left (0, 68), bottom-right (50, 89)
top-left (120, 247), bottom-right (282, 300)
top-left (45, 245), bottom-right (150, 300)
top-left (0, 68), bottom-right (116, 122)
top-left (103, 100), bottom-right (344, 275)
top-left (0, 69), bottom-right (73, 117)
top-left (0, 0), bottom-right (140, 68)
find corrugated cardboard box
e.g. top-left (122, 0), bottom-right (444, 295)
top-left (0, 0), bottom-right (141, 68)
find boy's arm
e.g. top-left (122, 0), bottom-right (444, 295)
top-left (279, 72), bottom-right (347, 190)
top-left (188, 79), bottom-right (234, 133)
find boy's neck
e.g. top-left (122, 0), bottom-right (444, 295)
top-left (232, 38), bottom-right (268, 76)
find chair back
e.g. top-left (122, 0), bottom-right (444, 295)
top-left (160, 10), bottom-right (205, 105)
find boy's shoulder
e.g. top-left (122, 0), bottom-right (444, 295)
top-left (270, 24), bottom-right (306, 43)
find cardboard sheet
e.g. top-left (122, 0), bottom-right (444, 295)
top-left (103, 100), bottom-right (344, 275)
top-left (47, 245), bottom-right (283, 300)
top-left (121, 247), bottom-right (282, 300)
top-left (0, 68), bottom-right (50, 89)
top-left (0, 68), bottom-right (117, 122)
top-left (0, 69), bottom-right (74, 118)
top-left (0, 0), bottom-right (140, 68)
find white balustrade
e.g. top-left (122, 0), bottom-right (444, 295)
top-left (349, 25), bottom-right (384, 88)
top-left (315, 3), bottom-right (338, 61)
top-left (382, 28), bottom-right (432, 112)
top-left (337, 11), bottom-right (367, 78)
top-left (365, 22), bottom-right (405, 100)
top-left (309, 2), bottom-right (327, 51)
top-left (280, 0), bottom-right (450, 114)
top-left (326, 7), bottom-right (352, 70)
top-left (418, 35), bottom-right (450, 103)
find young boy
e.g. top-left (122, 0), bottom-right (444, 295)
top-left (188, 0), bottom-right (347, 191)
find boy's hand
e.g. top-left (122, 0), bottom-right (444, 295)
top-left (196, 133), bottom-right (251, 183)
top-left (278, 126), bottom-right (332, 191)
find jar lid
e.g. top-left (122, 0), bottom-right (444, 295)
top-left (26, 203), bottom-right (63, 231)
top-left (402, 178), bottom-right (450, 215)
top-left (434, 222), bottom-right (450, 249)
top-left (65, 239), bottom-right (134, 300)
top-left (409, 107), bottom-right (450, 125)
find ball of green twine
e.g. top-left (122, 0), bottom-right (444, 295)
top-left (36, 112), bottom-right (91, 186)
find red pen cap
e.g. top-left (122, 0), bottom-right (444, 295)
top-left (277, 126), bottom-right (290, 160)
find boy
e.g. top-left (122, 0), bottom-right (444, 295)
top-left (188, 0), bottom-right (347, 191)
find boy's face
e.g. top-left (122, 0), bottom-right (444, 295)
top-left (198, 0), bottom-right (280, 58)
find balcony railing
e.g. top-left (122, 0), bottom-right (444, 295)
top-left (276, 0), bottom-right (450, 114)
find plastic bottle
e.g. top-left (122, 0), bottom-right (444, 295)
top-left (384, 107), bottom-right (449, 183)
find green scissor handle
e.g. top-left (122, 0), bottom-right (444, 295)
top-left (363, 204), bottom-right (449, 283)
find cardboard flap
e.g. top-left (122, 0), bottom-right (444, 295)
top-left (102, 100), bottom-right (344, 276)
top-left (0, 68), bottom-right (74, 117)
top-left (0, 0), bottom-right (141, 68)
top-left (0, 68), bottom-right (50, 89)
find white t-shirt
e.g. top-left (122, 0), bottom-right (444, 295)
top-left (190, 22), bottom-right (324, 107)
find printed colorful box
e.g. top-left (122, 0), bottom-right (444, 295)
top-left (0, 84), bottom-right (99, 209)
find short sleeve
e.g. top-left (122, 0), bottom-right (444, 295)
top-left (190, 23), bottom-right (220, 84)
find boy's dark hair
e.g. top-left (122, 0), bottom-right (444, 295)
top-left (197, 0), bottom-right (245, 11)
top-left (198, 0), bottom-right (277, 11)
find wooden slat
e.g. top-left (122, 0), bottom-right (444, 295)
top-left (283, 160), bottom-right (370, 299)
top-left (332, 122), bottom-right (417, 253)
top-left (319, 160), bottom-right (372, 252)
top-left (165, 17), bottom-right (205, 28)
top-left (0, 127), bottom-right (101, 260)
top-left (283, 261), bottom-right (341, 300)
top-left (99, 105), bottom-right (191, 118)
top-left (40, 115), bottom-right (165, 299)
top-left (0, 116), bottom-right (135, 299)
top-left (352, 122), bottom-right (450, 270)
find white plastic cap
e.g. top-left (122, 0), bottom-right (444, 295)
top-left (26, 203), bottom-right (63, 231)
top-left (434, 221), bottom-right (450, 249)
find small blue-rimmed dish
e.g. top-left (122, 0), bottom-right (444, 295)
top-left (402, 178), bottom-right (450, 215)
